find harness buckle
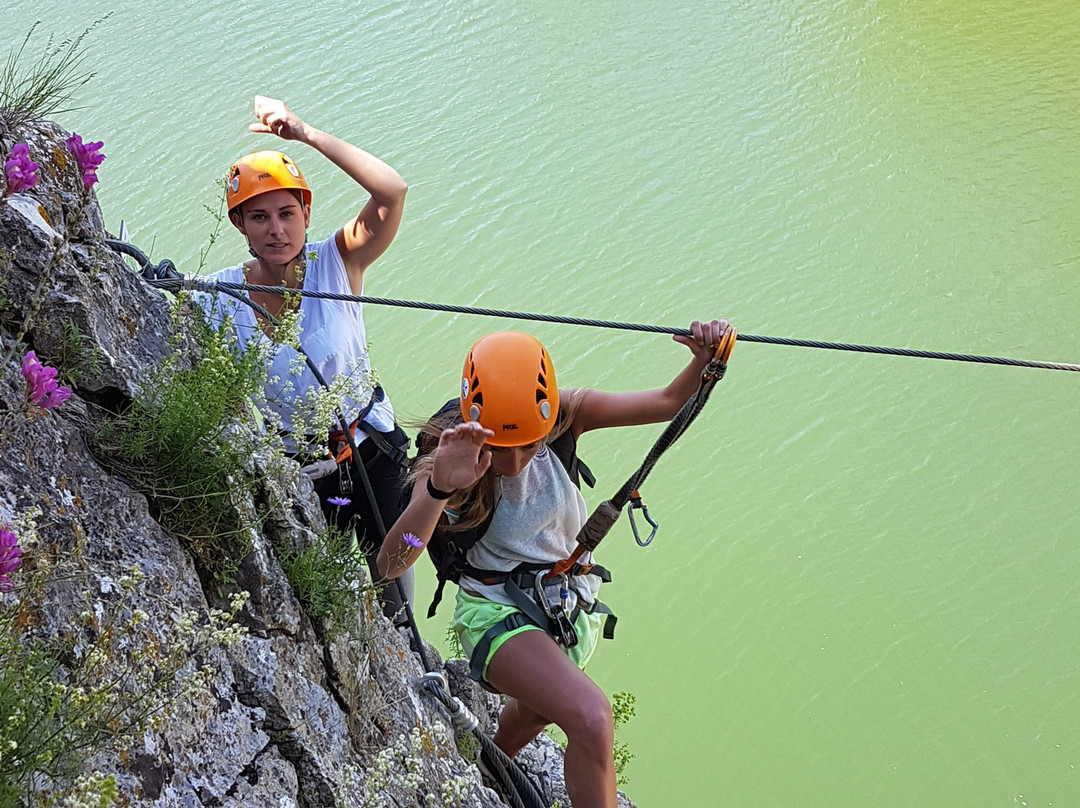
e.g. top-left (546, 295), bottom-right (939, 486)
top-left (336, 459), bottom-right (354, 495)
top-left (551, 608), bottom-right (578, 649)
top-left (628, 490), bottom-right (659, 547)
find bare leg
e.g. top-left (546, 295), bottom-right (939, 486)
top-left (493, 697), bottom-right (552, 757)
top-left (486, 630), bottom-right (617, 808)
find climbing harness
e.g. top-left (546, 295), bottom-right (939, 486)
top-left (462, 561), bottom-right (618, 684)
top-left (325, 387), bottom-right (409, 469)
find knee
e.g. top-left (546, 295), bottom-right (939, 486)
top-left (564, 692), bottom-right (614, 750)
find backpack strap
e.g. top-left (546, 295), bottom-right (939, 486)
top-left (547, 417), bottom-right (595, 489)
top-left (425, 511), bottom-right (494, 618)
top-left (328, 385), bottom-right (410, 467)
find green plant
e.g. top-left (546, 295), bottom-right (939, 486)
top-left (54, 318), bottom-right (101, 386)
top-left (93, 302), bottom-right (270, 580)
top-left (455, 731), bottom-right (479, 764)
top-left (0, 18), bottom-right (108, 128)
top-left (275, 523), bottom-right (374, 637)
top-left (0, 510), bottom-right (248, 806)
top-left (0, 275), bottom-right (11, 316)
top-left (611, 690), bottom-right (636, 787)
top-left (444, 622), bottom-right (466, 660)
top-left (195, 178), bottom-right (228, 276)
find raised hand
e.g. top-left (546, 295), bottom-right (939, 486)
top-left (430, 422), bottom-right (494, 493)
top-left (248, 95), bottom-right (309, 143)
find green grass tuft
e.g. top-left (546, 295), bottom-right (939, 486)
top-left (94, 302), bottom-right (268, 581)
top-left (0, 18), bottom-right (109, 128)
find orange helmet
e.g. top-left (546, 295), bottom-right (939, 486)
top-left (226, 151), bottom-right (311, 213)
top-left (461, 332), bottom-right (559, 447)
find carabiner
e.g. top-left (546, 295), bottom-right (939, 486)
top-left (628, 491), bottom-right (659, 547)
top-left (534, 571), bottom-right (578, 649)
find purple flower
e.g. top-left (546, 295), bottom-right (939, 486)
top-left (65, 133), bottom-right (106, 190)
top-left (327, 496), bottom-right (351, 507)
top-left (0, 525), bottom-right (22, 592)
top-left (401, 532), bottom-right (423, 549)
top-left (4, 143), bottom-right (38, 194)
top-left (21, 351), bottom-right (72, 410)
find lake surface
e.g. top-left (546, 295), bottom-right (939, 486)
top-left (3, 1), bottom-right (1077, 805)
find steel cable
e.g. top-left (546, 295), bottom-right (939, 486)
top-left (184, 279), bottom-right (1080, 373)
top-left (421, 675), bottom-right (551, 808)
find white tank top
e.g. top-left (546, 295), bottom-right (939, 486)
top-left (197, 234), bottom-right (394, 453)
top-left (461, 446), bottom-right (600, 609)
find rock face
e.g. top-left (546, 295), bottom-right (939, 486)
top-left (0, 118), bottom-right (635, 807)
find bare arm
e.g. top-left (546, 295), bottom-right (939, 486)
top-left (377, 422), bottom-right (493, 580)
top-left (249, 95), bottom-right (407, 293)
top-left (572, 318), bottom-right (732, 437)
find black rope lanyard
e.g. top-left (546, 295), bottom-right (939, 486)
top-left (547, 335), bottom-right (735, 578)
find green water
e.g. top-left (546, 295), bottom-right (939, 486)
top-left (4, 1), bottom-right (1077, 805)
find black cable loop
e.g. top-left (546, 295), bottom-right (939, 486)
top-left (104, 238), bottom-right (181, 281)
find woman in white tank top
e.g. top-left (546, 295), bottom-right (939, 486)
top-left (202, 96), bottom-right (414, 623)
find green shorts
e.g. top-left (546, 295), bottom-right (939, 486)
top-left (452, 589), bottom-right (605, 682)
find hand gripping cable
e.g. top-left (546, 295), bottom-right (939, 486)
top-left (548, 329), bottom-right (737, 578)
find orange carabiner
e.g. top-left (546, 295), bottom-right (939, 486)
top-left (715, 327), bottom-right (738, 364)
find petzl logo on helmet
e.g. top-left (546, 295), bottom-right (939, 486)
top-left (257, 172), bottom-right (272, 180)
top-left (502, 424), bottom-right (518, 432)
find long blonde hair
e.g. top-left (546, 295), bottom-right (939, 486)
top-left (410, 388), bottom-right (587, 532)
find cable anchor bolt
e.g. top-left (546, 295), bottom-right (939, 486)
top-left (420, 672), bottom-right (478, 734)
